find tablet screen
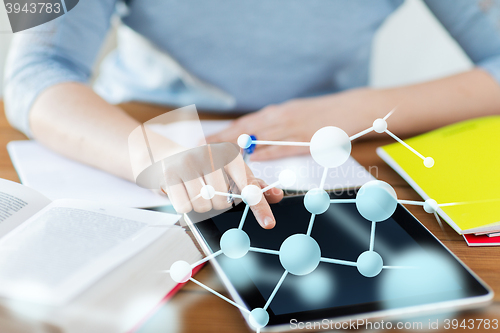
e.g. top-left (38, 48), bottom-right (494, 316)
top-left (190, 192), bottom-right (490, 325)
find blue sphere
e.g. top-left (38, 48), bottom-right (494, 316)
top-left (279, 234), bottom-right (321, 276)
top-left (357, 250), bottom-right (383, 277)
top-left (249, 308), bottom-right (269, 329)
top-left (247, 135), bottom-right (257, 154)
top-left (304, 188), bottom-right (330, 215)
top-left (220, 229), bottom-right (250, 259)
top-left (355, 180), bottom-right (397, 222)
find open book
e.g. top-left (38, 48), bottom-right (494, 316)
top-left (0, 178), bottom-right (201, 333)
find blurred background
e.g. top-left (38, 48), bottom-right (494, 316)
top-left (2, 0), bottom-right (499, 99)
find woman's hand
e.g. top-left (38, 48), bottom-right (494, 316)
top-left (161, 144), bottom-right (283, 229)
top-left (206, 88), bottom-right (389, 161)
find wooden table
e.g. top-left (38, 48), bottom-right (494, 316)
top-left (1, 101), bottom-right (498, 332)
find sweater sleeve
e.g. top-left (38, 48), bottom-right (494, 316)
top-left (424, 0), bottom-right (500, 84)
top-left (3, 0), bottom-right (118, 137)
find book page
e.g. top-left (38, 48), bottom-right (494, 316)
top-left (0, 178), bottom-right (51, 238)
top-left (0, 199), bottom-right (180, 305)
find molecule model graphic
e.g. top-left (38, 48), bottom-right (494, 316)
top-left (166, 109), bottom-right (454, 332)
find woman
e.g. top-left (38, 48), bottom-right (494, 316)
top-left (4, 0), bottom-right (500, 228)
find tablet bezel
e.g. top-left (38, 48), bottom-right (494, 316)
top-left (184, 190), bottom-right (493, 332)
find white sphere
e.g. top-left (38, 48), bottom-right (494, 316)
top-left (424, 157), bottom-right (434, 168)
top-left (241, 185), bottom-right (263, 206)
top-left (200, 185), bottom-right (215, 200)
top-left (424, 198), bottom-right (439, 214)
top-left (237, 134), bottom-right (252, 149)
top-left (357, 251), bottom-right (383, 278)
top-left (304, 188), bottom-right (331, 215)
top-left (279, 234), bottom-right (321, 276)
top-left (169, 260), bottom-right (192, 283)
top-left (220, 229), bottom-right (250, 259)
top-left (310, 126), bottom-right (352, 168)
top-left (356, 180), bottom-right (398, 222)
top-left (249, 308), bottom-right (269, 329)
top-left (278, 169), bottom-right (296, 187)
top-left (373, 118), bottom-right (387, 133)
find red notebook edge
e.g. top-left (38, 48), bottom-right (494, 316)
top-left (463, 234), bottom-right (500, 247)
top-left (128, 263), bottom-right (205, 332)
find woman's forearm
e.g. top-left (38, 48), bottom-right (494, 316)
top-left (30, 82), bottom-right (149, 182)
top-left (377, 68), bottom-right (500, 136)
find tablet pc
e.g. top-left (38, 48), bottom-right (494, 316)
top-left (185, 190), bottom-right (492, 331)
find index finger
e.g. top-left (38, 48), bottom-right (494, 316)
top-left (224, 155), bottom-right (280, 229)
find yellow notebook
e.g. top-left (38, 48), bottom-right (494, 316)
top-left (376, 116), bottom-right (500, 234)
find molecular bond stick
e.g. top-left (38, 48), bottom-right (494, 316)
top-left (167, 109), bottom-right (454, 332)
